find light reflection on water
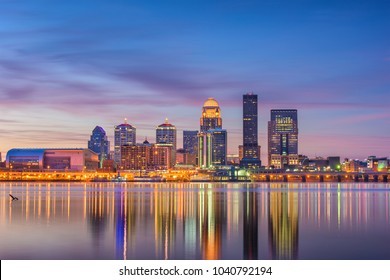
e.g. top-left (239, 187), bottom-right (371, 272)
top-left (0, 182), bottom-right (389, 260)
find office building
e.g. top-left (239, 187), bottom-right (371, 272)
top-left (114, 118), bottom-right (136, 164)
top-left (88, 126), bottom-right (110, 168)
top-left (183, 130), bottom-right (198, 165)
top-left (156, 118), bottom-right (176, 166)
top-left (198, 98), bottom-right (227, 168)
top-left (183, 130), bottom-right (198, 154)
top-left (120, 142), bottom-right (172, 170)
top-left (268, 109), bottom-right (298, 169)
top-left (210, 128), bottom-right (227, 166)
top-left (200, 98), bottom-right (222, 132)
top-left (198, 128), bottom-right (227, 168)
top-left (240, 93), bottom-right (261, 168)
top-left (198, 131), bottom-right (213, 168)
top-left (239, 145), bottom-right (261, 161)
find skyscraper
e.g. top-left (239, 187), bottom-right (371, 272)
top-left (198, 131), bottom-right (213, 169)
top-left (268, 109), bottom-right (298, 169)
top-left (156, 118), bottom-right (176, 167)
top-left (240, 93), bottom-right (261, 168)
top-left (198, 98), bottom-right (227, 168)
top-left (200, 98), bottom-right (222, 132)
top-left (156, 118), bottom-right (176, 149)
top-left (114, 119), bottom-right (136, 164)
top-left (183, 130), bottom-right (198, 165)
top-left (183, 130), bottom-right (198, 154)
top-left (209, 128), bottom-right (227, 166)
top-left (88, 126), bottom-right (110, 167)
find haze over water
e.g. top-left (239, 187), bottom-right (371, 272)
top-left (1, 182), bottom-right (390, 260)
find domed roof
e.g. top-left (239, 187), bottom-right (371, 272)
top-left (203, 98), bottom-right (219, 108)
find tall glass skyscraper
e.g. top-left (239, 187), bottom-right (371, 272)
top-left (210, 128), bottom-right (227, 166)
top-left (198, 129), bottom-right (227, 168)
top-left (114, 119), bottom-right (136, 164)
top-left (183, 130), bottom-right (198, 154)
top-left (240, 93), bottom-right (261, 168)
top-left (88, 126), bottom-right (110, 167)
top-left (268, 109), bottom-right (298, 169)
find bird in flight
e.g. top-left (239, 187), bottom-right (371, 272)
top-left (9, 194), bottom-right (19, 201)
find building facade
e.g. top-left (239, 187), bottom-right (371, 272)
top-left (183, 130), bottom-right (198, 166)
top-left (198, 132), bottom-right (213, 168)
top-left (198, 129), bottom-right (227, 168)
top-left (183, 130), bottom-right (198, 154)
top-left (6, 148), bottom-right (99, 171)
top-left (239, 145), bottom-right (261, 161)
top-left (156, 118), bottom-right (176, 166)
top-left (198, 98), bottom-right (227, 169)
top-left (200, 98), bottom-right (222, 132)
top-left (240, 93), bottom-right (261, 168)
top-left (120, 142), bottom-right (172, 170)
top-left (88, 126), bottom-right (110, 168)
top-left (210, 128), bottom-right (227, 166)
top-left (268, 109), bottom-right (298, 169)
top-left (114, 119), bottom-right (136, 164)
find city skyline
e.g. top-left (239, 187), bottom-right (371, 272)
top-left (0, 0), bottom-right (389, 160)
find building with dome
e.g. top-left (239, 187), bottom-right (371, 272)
top-left (198, 98), bottom-right (227, 168)
top-left (200, 98), bottom-right (222, 132)
top-left (114, 118), bottom-right (136, 164)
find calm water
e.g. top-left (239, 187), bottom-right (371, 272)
top-left (1, 182), bottom-right (390, 260)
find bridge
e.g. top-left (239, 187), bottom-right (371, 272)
top-left (210, 169), bottom-right (389, 183)
top-left (250, 171), bottom-right (388, 183)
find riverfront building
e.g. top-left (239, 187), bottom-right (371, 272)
top-left (268, 109), bottom-right (299, 169)
top-left (183, 130), bottom-right (198, 154)
top-left (240, 93), bottom-right (261, 168)
top-left (88, 126), bottom-right (110, 167)
top-left (114, 119), bottom-right (136, 164)
top-left (183, 130), bottom-right (198, 165)
top-left (198, 128), bottom-right (227, 168)
top-left (6, 148), bottom-right (99, 171)
top-left (198, 98), bottom-right (227, 168)
top-left (156, 118), bottom-right (177, 166)
top-left (120, 141), bottom-right (172, 170)
top-left (200, 98), bottom-right (222, 131)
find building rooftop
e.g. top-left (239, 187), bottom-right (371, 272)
top-left (157, 118), bottom-right (175, 128)
top-left (203, 97), bottom-right (219, 108)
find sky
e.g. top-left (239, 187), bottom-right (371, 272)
top-left (0, 0), bottom-right (389, 161)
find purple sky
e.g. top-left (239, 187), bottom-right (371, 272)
top-left (0, 0), bottom-right (389, 161)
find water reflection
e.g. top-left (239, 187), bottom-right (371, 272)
top-left (268, 189), bottom-right (298, 259)
top-left (243, 190), bottom-right (258, 259)
top-left (0, 182), bottom-right (389, 260)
